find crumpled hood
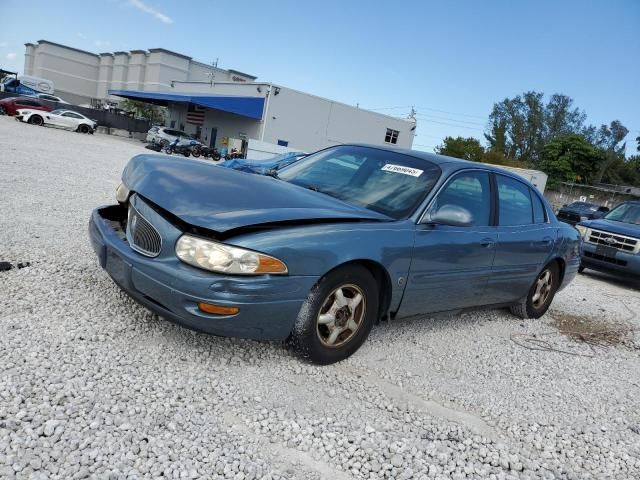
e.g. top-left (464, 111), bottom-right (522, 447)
top-left (580, 218), bottom-right (640, 238)
top-left (122, 154), bottom-right (391, 232)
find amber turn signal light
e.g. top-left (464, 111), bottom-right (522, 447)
top-left (197, 303), bottom-right (240, 315)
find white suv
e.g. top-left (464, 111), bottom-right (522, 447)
top-left (147, 126), bottom-right (200, 146)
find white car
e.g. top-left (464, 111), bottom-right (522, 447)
top-left (16, 108), bottom-right (97, 133)
top-left (34, 93), bottom-right (70, 104)
top-left (147, 126), bottom-right (200, 146)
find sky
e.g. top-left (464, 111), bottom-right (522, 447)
top-left (1, 0), bottom-right (639, 154)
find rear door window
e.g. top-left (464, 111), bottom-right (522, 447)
top-left (497, 175), bottom-right (533, 226)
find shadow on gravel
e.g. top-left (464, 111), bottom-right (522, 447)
top-left (579, 270), bottom-right (640, 291)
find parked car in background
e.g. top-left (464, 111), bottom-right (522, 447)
top-left (146, 126), bottom-right (200, 146)
top-left (557, 201), bottom-right (609, 225)
top-left (33, 93), bottom-right (70, 104)
top-left (0, 96), bottom-right (52, 116)
top-left (16, 108), bottom-right (97, 133)
top-left (576, 200), bottom-right (640, 277)
top-left (220, 151), bottom-right (307, 175)
top-left (89, 145), bottom-right (580, 364)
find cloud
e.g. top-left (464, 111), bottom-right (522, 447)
top-left (127, 0), bottom-right (173, 24)
top-left (0, 41), bottom-right (8, 48)
top-left (76, 32), bottom-right (88, 40)
top-left (95, 40), bottom-right (112, 48)
top-left (6, 53), bottom-right (17, 60)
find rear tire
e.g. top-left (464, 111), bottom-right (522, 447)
top-left (0, 106), bottom-right (6, 115)
top-left (289, 265), bottom-right (378, 365)
top-left (29, 115), bottom-right (44, 126)
top-left (509, 262), bottom-right (560, 319)
top-left (578, 265), bottom-right (585, 273)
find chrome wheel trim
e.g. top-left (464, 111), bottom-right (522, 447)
top-left (316, 284), bottom-right (366, 348)
top-left (532, 269), bottom-right (553, 309)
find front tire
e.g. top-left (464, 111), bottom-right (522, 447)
top-left (289, 265), bottom-right (378, 365)
top-left (509, 262), bottom-right (560, 319)
top-left (78, 124), bottom-right (90, 134)
top-left (29, 115), bottom-right (44, 126)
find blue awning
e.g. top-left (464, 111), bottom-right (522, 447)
top-left (108, 89), bottom-right (264, 120)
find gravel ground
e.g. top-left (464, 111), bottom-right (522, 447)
top-left (1, 116), bottom-right (640, 480)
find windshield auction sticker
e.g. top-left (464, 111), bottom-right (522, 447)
top-left (381, 164), bottom-right (423, 177)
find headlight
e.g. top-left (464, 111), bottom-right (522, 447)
top-left (115, 183), bottom-right (130, 203)
top-left (575, 225), bottom-right (589, 239)
top-left (175, 235), bottom-right (288, 275)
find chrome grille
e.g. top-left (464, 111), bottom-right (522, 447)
top-left (127, 204), bottom-right (162, 257)
top-left (586, 229), bottom-right (639, 253)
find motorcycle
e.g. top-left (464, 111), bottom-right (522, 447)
top-left (145, 141), bottom-right (163, 152)
top-left (224, 148), bottom-right (244, 160)
top-left (163, 138), bottom-right (200, 157)
top-left (191, 145), bottom-right (222, 161)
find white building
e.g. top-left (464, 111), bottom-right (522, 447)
top-left (22, 40), bottom-right (416, 154)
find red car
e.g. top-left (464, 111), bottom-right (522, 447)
top-left (0, 96), bottom-right (52, 116)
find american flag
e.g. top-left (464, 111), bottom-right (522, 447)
top-left (186, 104), bottom-right (206, 125)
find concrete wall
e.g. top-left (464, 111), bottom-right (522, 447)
top-left (545, 184), bottom-right (638, 212)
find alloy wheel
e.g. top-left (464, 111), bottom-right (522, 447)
top-left (316, 284), bottom-right (366, 348)
top-left (532, 269), bottom-right (553, 309)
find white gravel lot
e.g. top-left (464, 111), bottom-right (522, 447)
top-left (1, 115), bottom-right (640, 480)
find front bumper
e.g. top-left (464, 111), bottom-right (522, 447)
top-left (88, 201), bottom-right (319, 340)
top-left (580, 241), bottom-right (640, 278)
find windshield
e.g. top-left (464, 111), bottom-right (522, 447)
top-left (604, 203), bottom-right (640, 225)
top-left (278, 145), bottom-right (441, 219)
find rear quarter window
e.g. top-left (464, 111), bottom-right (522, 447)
top-left (531, 189), bottom-right (547, 223)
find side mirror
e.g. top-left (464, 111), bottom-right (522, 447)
top-left (424, 204), bottom-right (474, 227)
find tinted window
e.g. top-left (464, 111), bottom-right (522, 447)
top-left (18, 99), bottom-right (40, 107)
top-left (497, 175), bottom-right (533, 226)
top-left (431, 171), bottom-right (491, 226)
top-left (531, 189), bottom-right (546, 223)
top-left (279, 145), bottom-right (441, 219)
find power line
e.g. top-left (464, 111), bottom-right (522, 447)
top-left (416, 118), bottom-right (485, 131)
top-left (415, 113), bottom-right (486, 126)
top-left (415, 106), bottom-right (487, 119)
top-left (368, 105), bottom-right (487, 120)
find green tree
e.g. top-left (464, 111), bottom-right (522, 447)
top-left (434, 136), bottom-right (485, 162)
top-left (585, 120), bottom-right (629, 183)
top-left (539, 134), bottom-right (602, 188)
top-left (485, 91), bottom-right (587, 166)
top-left (120, 99), bottom-right (166, 124)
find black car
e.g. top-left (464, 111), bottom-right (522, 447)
top-left (557, 201), bottom-right (609, 225)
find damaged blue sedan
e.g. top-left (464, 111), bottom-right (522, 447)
top-left (89, 144), bottom-right (580, 364)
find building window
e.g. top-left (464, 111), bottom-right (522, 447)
top-left (277, 139), bottom-right (289, 147)
top-left (385, 128), bottom-right (399, 144)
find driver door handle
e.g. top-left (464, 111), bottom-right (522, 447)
top-left (480, 238), bottom-right (495, 248)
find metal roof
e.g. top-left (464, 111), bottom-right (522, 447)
top-left (108, 89), bottom-right (265, 120)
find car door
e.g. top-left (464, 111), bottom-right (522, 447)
top-left (486, 174), bottom-right (556, 304)
top-left (45, 111), bottom-right (65, 127)
top-left (398, 170), bottom-right (498, 316)
top-left (60, 112), bottom-right (80, 128)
